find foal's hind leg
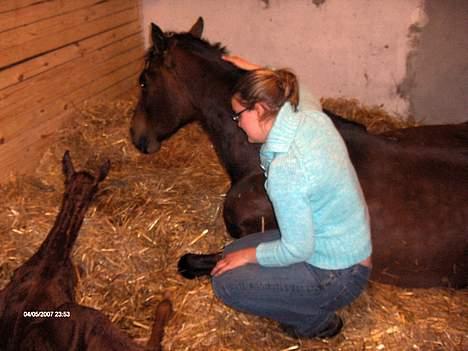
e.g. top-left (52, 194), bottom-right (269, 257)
top-left (223, 173), bottom-right (277, 238)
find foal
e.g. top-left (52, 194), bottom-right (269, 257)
top-left (0, 151), bottom-right (172, 351)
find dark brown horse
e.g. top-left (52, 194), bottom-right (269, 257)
top-left (0, 151), bottom-right (172, 350)
top-left (130, 18), bottom-right (468, 288)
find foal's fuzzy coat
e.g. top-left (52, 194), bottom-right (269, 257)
top-left (0, 151), bottom-right (172, 351)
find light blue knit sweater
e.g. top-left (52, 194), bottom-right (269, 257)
top-left (256, 103), bottom-right (372, 269)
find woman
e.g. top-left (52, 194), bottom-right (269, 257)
top-left (211, 56), bottom-right (372, 339)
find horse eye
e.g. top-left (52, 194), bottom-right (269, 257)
top-left (139, 72), bottom-right (147, 88)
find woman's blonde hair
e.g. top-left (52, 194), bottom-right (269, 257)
top-left (233, 68), bottom-right (299, 120)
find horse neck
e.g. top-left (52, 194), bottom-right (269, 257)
top-left (34, 180), bottom-right (97, 265)
top-left (187, 68), bottom-right (262, 181)
top-left (202, 105), bottom-right (262, 181)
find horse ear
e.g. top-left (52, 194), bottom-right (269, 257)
top-left (96, 160), bottom-right (111, 183)
top-left (151, 22), bottom-right (167, 54)
top-left (189, 17), bottom-right (204, 38)
top-left (62, 150), bottom-right (74, 182)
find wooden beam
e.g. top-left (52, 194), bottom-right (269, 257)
top-left (90, 75), bottom-right (140, 102)
top-left (0, 20), bottom-right (142, 91)
top-left (0, 34), bottom-right (143, 121)
top-left (0, 45), bottom-right (144, 141)
top-left (0, 0), bottom-right (102, 32)
top-left (0, 1), bottom-right (138, 69)
top-left (0, 0), bottom-right (145, 183)
top-left (0, 0), bottom-right (39, 13)
top-left (0, 60), bottom-right (142, 182)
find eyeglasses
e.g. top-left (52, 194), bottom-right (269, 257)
top-left (231, 107), bottom-right (249, 121)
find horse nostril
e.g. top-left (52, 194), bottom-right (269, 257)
top-left (138, 136), bottom-right (149, 154)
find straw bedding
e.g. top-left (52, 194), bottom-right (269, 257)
top-left (0, 97), bottom-right (466, 350)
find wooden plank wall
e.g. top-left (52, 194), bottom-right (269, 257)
top-left (0, 0), bottom-right (145, 182)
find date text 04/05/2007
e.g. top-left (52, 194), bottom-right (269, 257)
top-left (23, 311), bottom-right (71, 318)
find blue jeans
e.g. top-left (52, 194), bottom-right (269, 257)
top-left (212, 230), bottom-right (370, 336)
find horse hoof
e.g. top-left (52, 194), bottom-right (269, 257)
top-left (177, 254), bottom-right (199, 279)
top-left (177, 253), bottom-right (221, 279)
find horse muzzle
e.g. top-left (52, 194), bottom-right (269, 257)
top-left (130, 126), bottom-right (161, 154)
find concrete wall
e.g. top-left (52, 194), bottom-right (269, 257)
top-left (398, 0), bottom-right (468, 124)
top-left (141, 0), bottom-right (467, 124)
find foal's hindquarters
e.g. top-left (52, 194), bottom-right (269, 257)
top-left (0, 151), bottom-right (172, 351)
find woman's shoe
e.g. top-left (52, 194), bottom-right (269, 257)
top-left (280, 314), bottom-right (343, 339)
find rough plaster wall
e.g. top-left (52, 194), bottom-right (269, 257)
top-left (399, 0), bottom-right (468, 124)
top-left (141, 0), bottom-right (425, 119)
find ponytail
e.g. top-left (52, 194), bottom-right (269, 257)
top-left (233, 67), bottom-right (300, 120)
top-left (275, 69), bottom-right (299, 111)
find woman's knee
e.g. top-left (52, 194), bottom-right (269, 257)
top-left (212, 274), bottom-right (235, 306)
top-left (212, 267), bottom-right (254, 308)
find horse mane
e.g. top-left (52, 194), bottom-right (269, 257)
top-left (169, 32), bottom-right (228, 58)
top-left (144, 28), bottom-right (242, 80)
top-left (167, 32), bottom-right (244, 76)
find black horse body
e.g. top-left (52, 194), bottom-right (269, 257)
top-left (131, 18), bottom-right (468, 288)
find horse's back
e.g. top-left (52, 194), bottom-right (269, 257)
top-left (380, 121), bottom-right (468, 149)
top-left (344, 118), bottom-right (468, 288)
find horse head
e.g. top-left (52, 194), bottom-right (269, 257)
top-left (130, 17), bottom-right (244, 154)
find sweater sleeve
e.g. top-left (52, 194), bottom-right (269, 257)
top-left (256, 157), bottom-right (315, 267)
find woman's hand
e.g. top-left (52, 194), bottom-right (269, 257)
top-left (211, 247), bottom-right (257, 277)
top-left (222, 55), bottom-right (262, 71)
